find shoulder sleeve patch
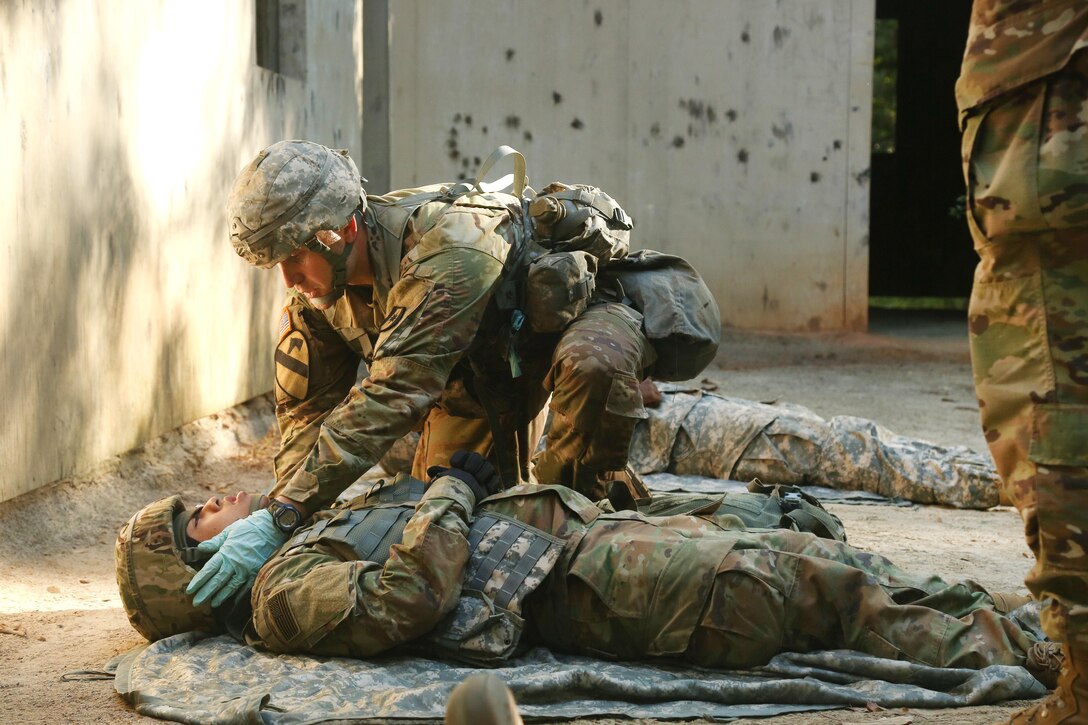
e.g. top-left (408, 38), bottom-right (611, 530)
top-left (275, 331), bottom-right (310, 401)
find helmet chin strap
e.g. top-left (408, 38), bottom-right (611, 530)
top-left (305, 208), bottom-right (364, 307)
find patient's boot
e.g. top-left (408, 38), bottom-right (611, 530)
top-left (992, 591), bottom-right (1033, 614)
top-left (445, 673), bottom-right (523, 725)
top-left (1008, 644), bottom-right (1088, 724)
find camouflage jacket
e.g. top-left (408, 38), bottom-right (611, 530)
top-left (956, 0), bottom-right (1088, 119)
top-left (248, 478), bottom-right (750, 662)
top-left (271, 185), bottom-right (527, 512)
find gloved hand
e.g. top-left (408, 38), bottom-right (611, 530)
top-left (185, 509), bottom-right (287, 608)
top-left (428, 449), bottom-right (502, 504)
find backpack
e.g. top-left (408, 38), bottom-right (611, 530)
top-left (599, 251), bottom-right (721, 381)
top-left (473, 148), bottom-right (719, 378)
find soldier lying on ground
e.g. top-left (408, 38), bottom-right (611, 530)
top-left (633, 379), bottom-right (1000, 509)
top-left (377, 379), bottom-right (1000, 510)
top-left (117, 452), bottom-right (1060, 687)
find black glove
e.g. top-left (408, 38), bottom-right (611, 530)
top-left (428, 450), bottom-right (502, 503)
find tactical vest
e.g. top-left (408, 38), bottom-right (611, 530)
top-left (284, 474), bottom-right (565, 664)
top-left (359, 148), bottom-right (719, 480)
top-left (635, 481), bottom-right (848, 543)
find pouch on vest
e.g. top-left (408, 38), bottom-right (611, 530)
top-left (600, 250), bottom-right (721, 381)
top-left (524, 250), bottom-right (597, 332)
top-left (743, 480), bottom-right (847, 542)
top-left (528, 182), bottom-right (632, 265)
top-left (424, 512), bottom-right (564, 664)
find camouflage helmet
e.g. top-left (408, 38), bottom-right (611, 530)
top-left (228, 140), bottom-right (364, 268)
top-left (115, 495), bottom-right (218, 641)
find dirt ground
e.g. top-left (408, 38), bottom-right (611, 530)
top-left (0, 310), bottom-right (1040, 724)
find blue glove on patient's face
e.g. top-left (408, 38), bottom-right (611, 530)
top-left (185, 509), bottom-right (288, 608)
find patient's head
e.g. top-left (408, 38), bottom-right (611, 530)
top-left (114, 492), bottom-right (267, 641)
top-left (182, 491), bottom-right (269, 543)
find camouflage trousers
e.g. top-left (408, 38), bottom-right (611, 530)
top-left (410, 302), bottom-right (652, 498)
top-left (962, 50), bottom-right (1088, 645)
top-left (631, 388), bottom-right (999, 509)
top-left (686, 529), bottom-right (1034, 670)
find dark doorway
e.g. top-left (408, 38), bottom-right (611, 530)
top-left (868, 1), bottom-right (976, 304)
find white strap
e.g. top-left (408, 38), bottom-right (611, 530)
top-left (474, 145), bottom-right (527, 197)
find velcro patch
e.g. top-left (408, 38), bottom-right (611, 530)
top-left (275, 331), bottom-right (310, 400)
top-left (278, 307), bottom-right (291, 342)
top-left (379, 306), bottom-right (407, 333)
top-left (268, 589), bottom-right (301, 644)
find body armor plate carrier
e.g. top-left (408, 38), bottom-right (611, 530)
top-left (285, 474), bottom-right (564, 663)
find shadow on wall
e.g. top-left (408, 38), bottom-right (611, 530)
top-left (0, 3), bottom-right (281, 502)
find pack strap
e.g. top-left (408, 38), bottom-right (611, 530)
top-left (474, 145), bottom-right (527, 197)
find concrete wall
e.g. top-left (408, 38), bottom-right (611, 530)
top-left (383, 0), bottom-right (874, 332)
top-left (2, 0), bottom-right (875, 503)
top-left (0, 0), bottom-right (363, 503)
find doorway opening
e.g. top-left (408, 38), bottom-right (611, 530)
top-left (868, 0), bottom-right (975, 314)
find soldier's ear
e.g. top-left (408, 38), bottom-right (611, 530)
top-left (341, 213), bottom-right (359, 241)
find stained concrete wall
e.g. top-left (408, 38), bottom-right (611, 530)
top-left (0, 0), bottom-right (363, 503)
top-left (384, 0), bottom-right (874, 332)
top-left (3, 1), bottom-right (875, 503)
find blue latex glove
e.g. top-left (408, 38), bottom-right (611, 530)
top-left (185, 509), bottom-right (287, 608)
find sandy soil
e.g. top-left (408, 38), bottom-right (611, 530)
top-left (0, 310), bottom-right (1040, 724)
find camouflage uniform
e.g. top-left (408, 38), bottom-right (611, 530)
top-left (957, 0), bottom-right (1088, 645)
top-left (272, 185), bottom-right (652, 513)
top-left (632, 386), bottom-right (1000, 509)
top-left (248, 479), bottom-right (1037, 672)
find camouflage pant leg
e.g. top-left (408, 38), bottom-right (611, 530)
top-left (532, 302), bottom-right (652, 497)
top-left (729, 406), bottom-right (999, 508)
top-left (686, 529), bottom-right (1035, 670)
top-left (963, 50), bottom-right (1088, 644)
top-left (409, 407), bottom-right (492, 480)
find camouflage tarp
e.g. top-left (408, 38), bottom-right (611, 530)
top-left (110, 634), bottom-right (1044, 723)
top-left (631, 384), bottom-right (1001, 509)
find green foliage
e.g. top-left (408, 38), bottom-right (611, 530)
top-left (872, 19), bottom-right (898, 154)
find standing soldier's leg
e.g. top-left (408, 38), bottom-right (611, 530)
top-left (962, 48), bottom-right (1088, 720)
top-left (532, 303), bottom-right (652, 499)
top-left (965, 54), bottom-right (1088, 650)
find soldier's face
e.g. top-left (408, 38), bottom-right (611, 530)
top-left (279, 248), bottom-right (335, 307)
top-left (186, 492), bottom-right (269, 542)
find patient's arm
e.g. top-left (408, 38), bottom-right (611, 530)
top-left (247, 475), bottom-right (476, 657)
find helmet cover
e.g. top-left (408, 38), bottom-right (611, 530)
top-left (228, 140), bottom-right (364, 268)
top-left (115, 495), bottom-right (219, 641)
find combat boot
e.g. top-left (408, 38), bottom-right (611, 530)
top-left (444, 673), bottom-right (523, 725)
top-left (992, 591), bottom-right (1034, 614)
top-left (1008, 644), bottom-right (1088, 724)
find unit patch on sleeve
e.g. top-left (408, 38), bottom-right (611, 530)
top-left (275, 331), bottom-right (310, 400)
top-left (379, 306), bottom-right (407, 333)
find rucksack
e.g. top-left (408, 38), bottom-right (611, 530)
top-left (473, 148), bottom-right (720, 380)
top-left (599, 251), bottom-right (721, 381)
